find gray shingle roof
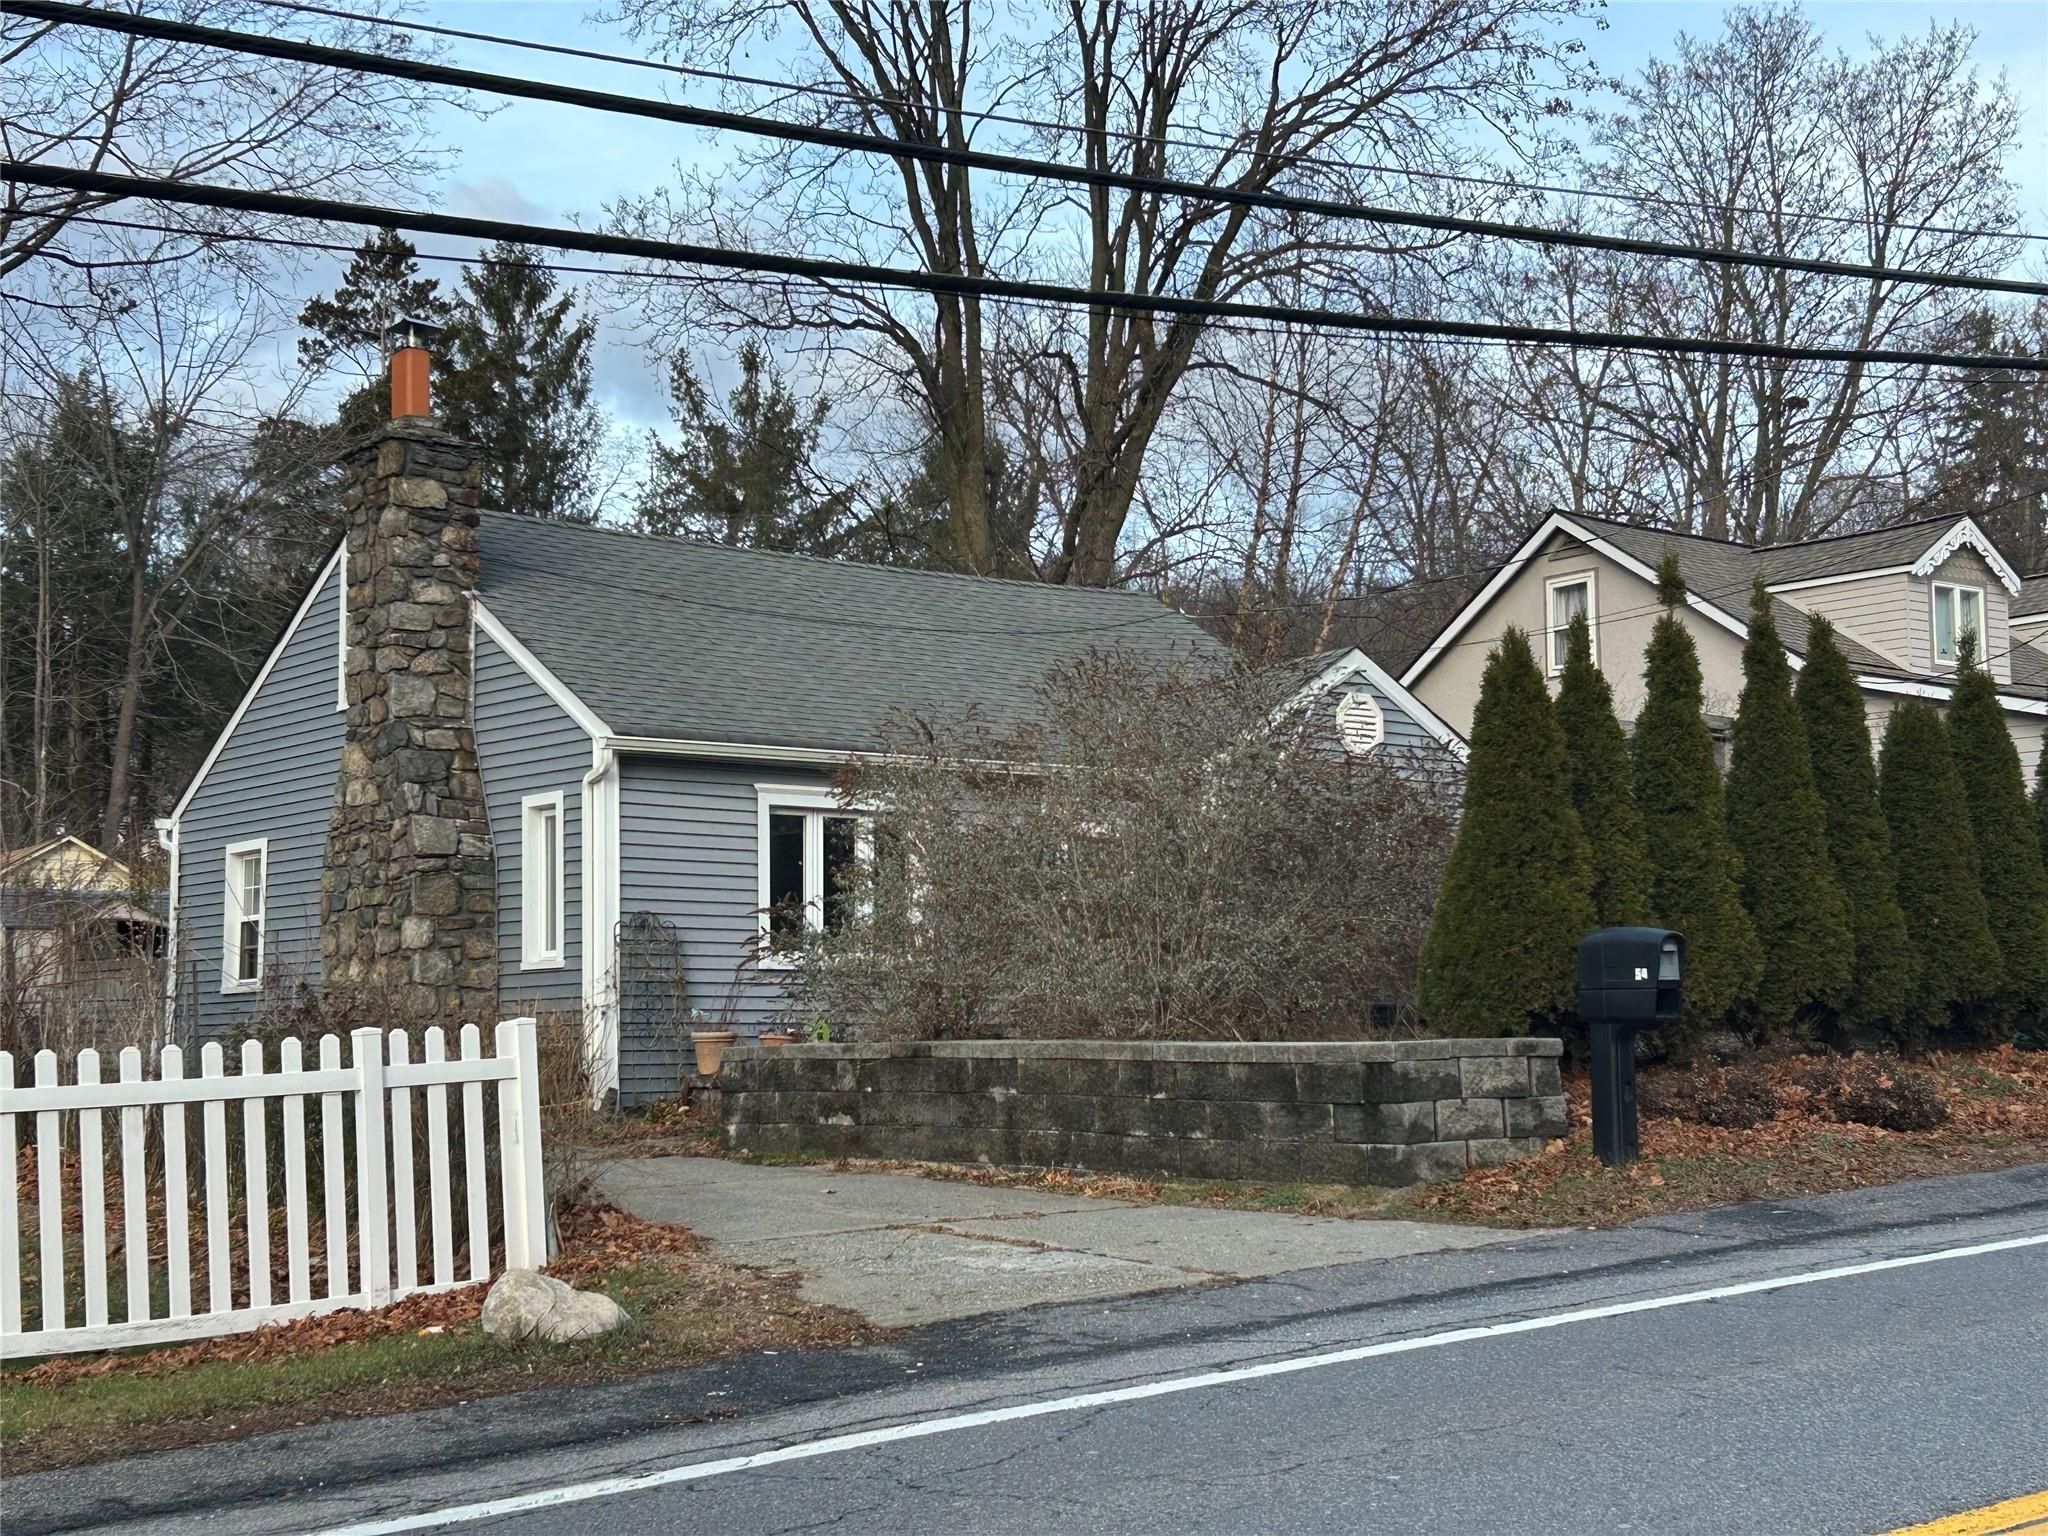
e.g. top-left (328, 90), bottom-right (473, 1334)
top-left (1567, 517), bottom-right (1901, 674)
top-left (1752, 518), bottom-right (1961, 585)
top-left (477, 513), bottom-right (1227, 752)
top-left (2014, 576), bottom-right (2048, 621)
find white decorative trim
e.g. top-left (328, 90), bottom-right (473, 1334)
top-left (473, 599), bottom-right (611, 739)
top-left (1271, 648), bottom-right (1469, 761)
top-left (335, 542), bottom-right (349, 712)
top-left (1543, 570), bottom-right (1596, 677)
top-left (1765, 565), bottom-right (1914, 595)
top-left (519, 790), bottom-right (567, 971)
top-left (1911, 517), bottom-right (2022, 594)
top-left (172, 544), bottom-right (345, 821)
top-left (220, 838), bottom-right (268, 994)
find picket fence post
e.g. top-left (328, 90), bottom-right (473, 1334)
top-left (495, 1018), bottom-right (548, 1268)
top-left (351, 1027), bottom-right (392, 1308)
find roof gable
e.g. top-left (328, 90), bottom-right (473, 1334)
top-left (1263, 647), bottom-right (1469, 760)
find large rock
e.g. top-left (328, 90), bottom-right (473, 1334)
top-left (481, 1268), bottom-right (631, 1343)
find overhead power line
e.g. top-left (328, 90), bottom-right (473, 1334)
top-left (217, 0), bottom-right (2048, 249)
top-left (16, 0), bottom-right (2048, 303)
top-left (12, 161), bottom-right (2048, 374)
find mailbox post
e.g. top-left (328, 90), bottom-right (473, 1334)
top-left (1576, 928), bottom-right (1685, 1166)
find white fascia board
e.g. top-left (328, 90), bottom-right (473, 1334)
top-left (171, 543), bottom-right (345, 822)
top-left (2009, 611), bottom-right (2048, 631)
top-left (1399, 514), bottom-right (1753, 690)
top-left (472, 599), bottom-right (611, 740)
top-left (1272, 648), bottom-right (1469, 761)
top-left (1911, 517), bottom-right (2023, 595)
top-left (603, 734), bottom-right (851, 766)
top-left (1765, 565), bottom-right (1914, 595)
top-left (1856, 674), bottom-right (2048, 717)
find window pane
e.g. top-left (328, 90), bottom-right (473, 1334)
top-left (238, 918), bottom-right (260, 982)
top-left (821, 816), bottom-right (858, 934)
top-left (1935, 586), bottom-right (1956, 660)
top-left (768, 811), bottom-right (806, 937)
top-left (540, 809), bottom-right (559, 953)
top-left (1959, 589), bottom-right (1981, 653)
top-left (1551, 582), bottom-right (1587, 669)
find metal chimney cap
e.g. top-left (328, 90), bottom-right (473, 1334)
top-left (383, 317), bottom-right (445, 354)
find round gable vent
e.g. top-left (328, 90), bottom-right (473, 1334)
top-left (1335, 689), bottom-right (1385, 756)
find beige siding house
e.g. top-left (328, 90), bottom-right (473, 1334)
top-left (1402, 512), bottom-right (2048, 779)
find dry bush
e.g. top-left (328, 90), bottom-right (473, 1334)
top-left (1641, 1064), bottom-right (1781, 1129)
top-left (1799, 1056), bottom-right (1949, 1132)
top-left (785, 650), bottom-right (1459, 1042)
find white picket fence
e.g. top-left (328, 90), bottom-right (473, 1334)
top-left (0, 1019), bottom-right (549, 1360)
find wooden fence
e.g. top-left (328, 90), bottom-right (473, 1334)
top-left (1, 1019), bottom-right (549, 1360)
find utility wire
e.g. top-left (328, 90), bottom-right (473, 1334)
top-left (44, 213), bottom-right (2012, 390)
top-left (11, 163), bottom-right (2048, 374)
top-left (221, 0), bottom-right (2048, 249)
top-left (16, 0), bottom-right (2048, 302)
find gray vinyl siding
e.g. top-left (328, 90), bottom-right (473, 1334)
top-left (1293, 674), bottom-right (1463, 776)
top-left (615, 758), bottom-right (832, 1103)
top-left (174, 559), bottom-right (345, 1033)
top-left (1784, 573), bottom-right (1912, 669)
top-left (473, 629), bottom-right (589, 1018)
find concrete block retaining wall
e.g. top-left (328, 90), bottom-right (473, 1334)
top-left (718, 1039), bottom-right (1567, 1185)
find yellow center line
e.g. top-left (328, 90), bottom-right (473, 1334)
top-left (1879, 1490), bottom-right (2048, 1536)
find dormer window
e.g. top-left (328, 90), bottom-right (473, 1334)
top-left (1932, 582), bottom-right (1983, 666)
top-left (1546, 573), bottom-right (1594, 675)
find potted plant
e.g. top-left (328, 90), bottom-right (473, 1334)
top-left (758, 1027), bottom-right (800, 1047)
top-left (688, 1010), bottom-right (739, 1076)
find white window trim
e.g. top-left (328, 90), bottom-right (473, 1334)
top-left (1545, 571), bottom-right (1595, 677)
top-left (520, 790), bottom-right (568, 971)
top-left (1931, 581), bottom-right (1986, 666)
top-left (221, 838), bottom-right (268, 994)
top-left (755, 784), bottom-right (868, 970)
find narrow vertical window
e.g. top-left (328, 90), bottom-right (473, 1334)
top-left (223, 840), bottom-right (267, 990)
top-left (767, 810), bottom-right (807, 939)
top-left (521, 792), bottom-right (566, 968)
top-left (1546, 574), bottom-right (1593, 675)
top-left (1933, 583), bottom-right (1983, 665)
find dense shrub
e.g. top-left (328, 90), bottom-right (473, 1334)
top-left (1946, 638), bottom-right (2048, 1033)
top-left (1725, 585), bottom-right (1851, 1032)
top-left (1554, 610), bottom-right (1651, 926)
top-left (1878, 701), bottom-right (2003, 1042)
top-left (1641, 1064), bottom-right (1780, 1129)
top-left (1794, 615), bottom-right (1916, 1043)
top-left (1631, 565), bottom-right (1760, 1050)
top-left (1799, 1057), bottom-right (1949, 1132)
top-left (789, 650), bottom-right (1461, 1041)
top-left (1420, 628), bottom-right (1594, 1036)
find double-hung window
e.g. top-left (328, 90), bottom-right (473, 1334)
top-left (757, 786), bottom-right (866, 962)
top-left (1932, 582), bottom-right (1983, 666)
top-left (1546, 573), bottom-right (1594, 675)
top-left (521, 791), bottom-right (566, 969)
top-left (222, 840), bottom-right (267, 991)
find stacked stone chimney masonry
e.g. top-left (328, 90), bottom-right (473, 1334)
top-left (321, 419), bottom-right (498, 1021)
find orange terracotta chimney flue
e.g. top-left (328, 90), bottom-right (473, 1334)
top-left (383, 317), bottom-right (445, 420)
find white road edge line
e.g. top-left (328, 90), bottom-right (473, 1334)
top-left (308, 1230), bottom-right (2048, 1536)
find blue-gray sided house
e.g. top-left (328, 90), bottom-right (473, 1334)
top-left (160, 416), bottom-right (1465, 1105)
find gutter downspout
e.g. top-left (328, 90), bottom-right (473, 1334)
top-left (582, 741), bottom-right (620, 1107)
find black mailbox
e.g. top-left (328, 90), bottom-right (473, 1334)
top-left (1577, 927), bottom-right (1685, 1166)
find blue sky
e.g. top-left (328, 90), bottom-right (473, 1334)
top-left (355, 0), bottom-right (2048, 431)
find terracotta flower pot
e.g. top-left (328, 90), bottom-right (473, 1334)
top-left (690, 1029), bottom-right (739, 1077)
top-left (759, 1030), bottom-right (800, 1048)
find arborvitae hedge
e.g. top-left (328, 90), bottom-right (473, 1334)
top-left (1420, 628), bottom-right (1595, 1036)
top-left (1794, 614), bottom-right (1917, 1043)
top-left (1554, 611), bottom-right (1651, 926)
top-left (1878, 701), bottom-right (2003, 1042)
top-left (2035, 747), bottom-right (2048, 871)
top-left (1631, 608), bottom-right (1761, 1047)
top-left (1724, 584), bottom-right (1852, 1032)
top-left (1945, 639), bottom-right (2048, 1033)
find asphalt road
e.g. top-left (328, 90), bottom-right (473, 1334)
top-left (14, 1163), bottom-right (2048, 1536)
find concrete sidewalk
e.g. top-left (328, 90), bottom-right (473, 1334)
top-left (600, 1156), bottom-right (1535, 1325)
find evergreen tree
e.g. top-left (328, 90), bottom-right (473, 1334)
top-left (1724, 583), bottom-right (1852, 1031)
top-left (1878, 702), bottom-right (2003, 1042)
top-left (2034, 746), bottom-right (2048, 872)
top-left (1419, 628), bottom-right (1595, 1036)
top-left (1553, 610), bottom-right (1650, 925)
top-left (636, 342), bottom-right (859, 553)
top-left (1945, 636), bottom-right (2048, 1032)
top-left (1794, 614), bottom-right (1916, 1041)
top-left (438, 243), bottom-right (604, 523)
top-left (1631, 577), bottom-right (1760, 1047)
top-left (297, 229), bottom-right (456, 435)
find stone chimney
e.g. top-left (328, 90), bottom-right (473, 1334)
top-left (321, 322), bottom-right (498, 1021)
